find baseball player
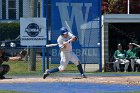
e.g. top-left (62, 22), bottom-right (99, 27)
top-left (126, 43), bottom-right (140, 72)
top-left (43, 27), bottom-right (86, 79)
top-left (0, 48), bottom-right (27, 79)
top-left (113, 44), bottom-right (129, 72)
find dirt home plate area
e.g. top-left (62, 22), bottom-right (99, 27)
top-left (1, 74), bottom-right (140, 93)
top-left (0, 74), bottom-right (140, 85)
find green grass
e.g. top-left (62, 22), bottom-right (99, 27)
top-left (0, 90), bottom-right (33, 93)
top-left (6, 61), bottom-right (42, 75)
top-left (5, 61), bottom-right (78, 75)
top-left (3, 61), bottom-right (140, 76)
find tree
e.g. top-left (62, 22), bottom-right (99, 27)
top-left (130, 0), bottom-right (140, 14)
top-left (102, 0), bottom-right (140, 14)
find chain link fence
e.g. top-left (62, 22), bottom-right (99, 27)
top-left (0, 0), bottom-right (46, 75)
top-left (0, 0), bottom-right (103, 76)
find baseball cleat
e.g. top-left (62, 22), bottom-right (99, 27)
top-left (81, 74), bottom-right (87, 78)
top-left (43, 69), bottom-right (50, 79)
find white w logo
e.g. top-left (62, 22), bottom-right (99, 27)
top-left (56, 3), bottom-right (92, 45)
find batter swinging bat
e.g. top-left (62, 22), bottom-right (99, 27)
top-left (45, 21), bottom-right (72, 48)
top-left (46, 20), bottom-right (72, 47)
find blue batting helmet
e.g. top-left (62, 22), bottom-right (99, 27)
top-left (60, 27), bottom-right (68, 35)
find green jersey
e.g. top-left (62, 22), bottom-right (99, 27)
top-left (114, 50), bottom-right (126, 59)
top-left (126, 47), bottom-right (140, 59)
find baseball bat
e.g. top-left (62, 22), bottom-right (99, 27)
top-left (65, 21), bottom-right (72, 33)
top-left (46, 43), bottom-right (58, 47)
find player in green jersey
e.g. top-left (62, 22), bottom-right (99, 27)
top-left (113, 44), bottom-right (129, 72)
top-left (127, 43), bottom-right (140, 72)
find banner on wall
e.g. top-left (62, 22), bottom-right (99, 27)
top-left (51, 0), bottom-right (102, 64)
top-left (20, 18), bottom-right (47, 46)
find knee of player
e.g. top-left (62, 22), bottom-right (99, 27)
top-left (115, 60), bottom-right (119, 63)
top-left (125, 60), bottom-right (129, 63)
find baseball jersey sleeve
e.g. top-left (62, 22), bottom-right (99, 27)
top-left (57, 36), bottom-right (64, 48)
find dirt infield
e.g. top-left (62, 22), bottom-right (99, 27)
top-left (1, 74), bottom-right (140, 86)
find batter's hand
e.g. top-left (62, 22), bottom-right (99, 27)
top-left (67, 37), bottom-right (77, 43)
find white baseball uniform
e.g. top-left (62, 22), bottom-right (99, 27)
top-left (57, 32), bottom-right (79, 71)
